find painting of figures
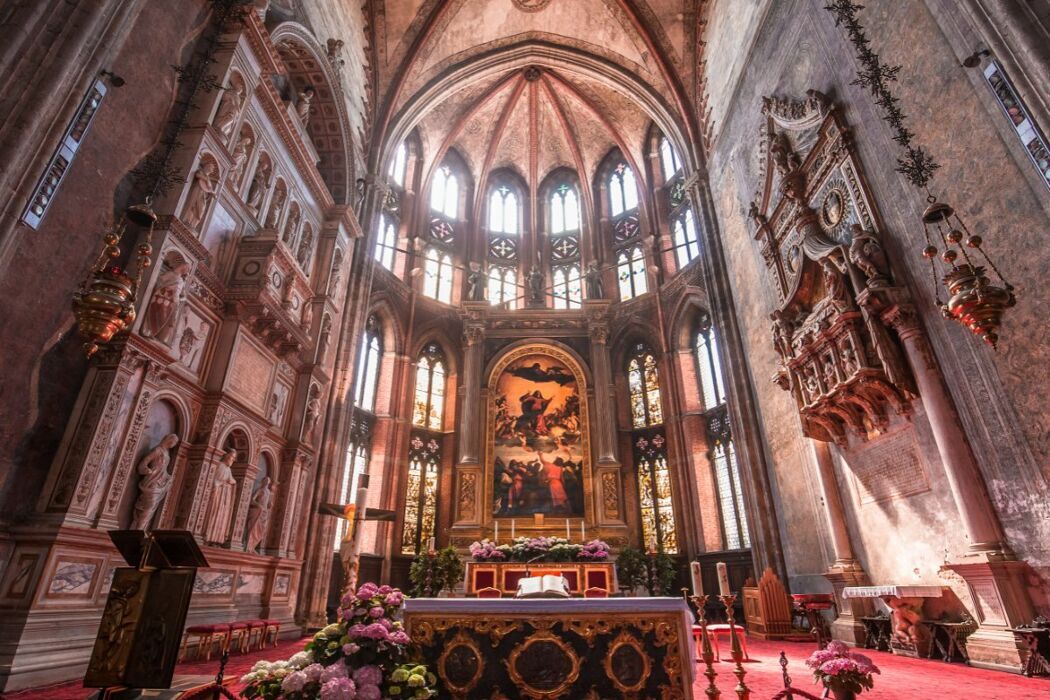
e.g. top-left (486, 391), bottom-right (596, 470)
top-left (491, 352), bottom-right (586, 517)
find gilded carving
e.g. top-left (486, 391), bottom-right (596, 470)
top-left (505, 630), bottom-right (581, 699)
top-left (601, 471), bottom-right (620, 519)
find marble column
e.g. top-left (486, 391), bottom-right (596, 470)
top-left (882, 302), bottom-right (1033, 670)
top-left (451, 313), bottom-right (486, 531)
top-left (811, 439), bottom-right (873, 646)
top-left (585, 301), bottom-right (625, 528)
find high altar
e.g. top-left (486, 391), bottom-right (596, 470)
top-left (403, 598), bottom-right (695, 699)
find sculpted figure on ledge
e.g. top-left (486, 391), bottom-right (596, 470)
top-left (129, 433), bottom-right (179, 531)
top-left (204, 450), bottom-right (237, 545)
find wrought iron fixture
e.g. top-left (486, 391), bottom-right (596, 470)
top-left (825, 1), bottom-right (1015, 348)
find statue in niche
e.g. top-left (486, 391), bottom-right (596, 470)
top-left (295, 86), bottom-right (315, 127)
top-left (466, 262), bottom-right (485, 302)
top-left (300, 300), bottom-right (313, 331)
top-left (769, 131), bottom-right (801, 176)
top-left (265, 185), bottom-right (286, 229)
top-left (317, 314), bottom-right (332, 362)
top-left (527, 265), bottom-right (544, 305)
top-left (821, 257), bottom-right (854, 313)
top-left (747, 200), bottom-right (767, 230)
top-left (268, 383), bottom-right (289, 426)
top-left (848, 224), bottom-right (890, 288)
top-left (142, 260), bottom-right (190, 345)
top-left (585, 261), bottom-right (604, 299)
top-left (129, 433), bottom-right (179, 531)
top-left (213, 80), bottom-right (245, 141)
top-left (183, 160), bottom-right (219, 231)
top-left (244, 477), bottom-right (275, 553)
top-left (303, 385), bottom-right (322, 443)
top-left (802, 363), bottom-right (821, 403)
top-left (296, 225), bottom-right (313, 268)
top-left (326, 38), bottom-right (345, 70)
top-left (178, 320), bottom-right (207, 370)
top-left (329, 251), bottom-right (343, 295)
top-left (283, 206), bottom-right (300, 245)
top-left (770, 308), bottom-right (795, 359)
top-left (204, 450), bottom-right (237, 545)
top-left (246, 158), bottom-right (271, 212)
top-left (229, 133), bottom-right (253, 185)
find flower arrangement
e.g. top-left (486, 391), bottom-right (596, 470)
top-left (240, 583), bottom-right (437, 700)
top-left (468, 537), bottom-right (611, 563)
top-left (805, 641), bottom-right (880, 697)
top-left (408, 546), bottom-right (464, 597)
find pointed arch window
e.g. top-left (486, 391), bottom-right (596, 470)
top-left (413, 344), bottom-right (447, 431)
top-left (354, 316), bottom-right (382, 412)
top-left (375, 213), bottom-right (397, 270)
top-left (548, 182), bottom-right (582, 309)
top-left (388, 141), bottom-right (408, 187)
top-left (335, 420), bottom-right (371, 548)
top-left (695, 320), bottom-right (726, 409)
top-left (635, 433), bottom-right (678, 554)
top-left (672, 208), bottom-right (701, 268)
top-left (708, 410), bottom-right (750, 550)
top-left (488, 185), bottom-right (519, 234)
top-left (609, 162), bottom-right (639, 217)
top-left (616, 246), bottom-right (648, 301)
top-left (660, 137), bottom-right (681, 181)
top-left (487, 266), bottom-right (517, 308)
top-left (401, 434), bottom-right (440, 555)
top-left (627, 344), bottom-right (663, 429)
top-left (552, 265), bottom-right (582, 309)
top-left (550, 183), bottom-right (580, 234)
top-left (430, 165), bottom-right (458, 218)
top-left (423, 247), bottom-right (454, 303)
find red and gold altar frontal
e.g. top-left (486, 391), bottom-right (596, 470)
top-left (465, 561), bottom-right (616, 596)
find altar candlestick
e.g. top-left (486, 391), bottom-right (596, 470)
top-left (494, 521), bottom-right (499, 543)
top-left (566, 519), bottom-right (571, 540)
top-left (717, 562), bottom-right (730, 596)
top-left (511, 519), bottom-right (515, 540)
top-left (691, 561), bottom-right (704, 596)
top-left (427, 537), bottom-right (436, 553)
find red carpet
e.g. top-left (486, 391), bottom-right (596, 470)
top-left (4, 636), bottom-right (1048, 698)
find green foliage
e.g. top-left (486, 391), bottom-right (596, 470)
top-left (615, 546), bottom-right (648, 591)
top-left (615, 546), bottom-right (677, 596)
top-left (409, 546), bottom-right (464, 597)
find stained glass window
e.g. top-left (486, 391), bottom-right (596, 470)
top-left (696, 319), bottom-right (726, 409)
top-left (401, 433), bottom-right (441, 555)
top-left (609, 162), bottom-right (639, 217)
top-left (552, 265), bottom-right (582, 309)
top-left (550, 184), bottom-right (580, 233)
top-left (412, 344), bottom-right (446, 431)
top-left (616, 246), bottom-right (647, 301)
top-left (375, 213), bottom-right (397, 270)
top-left (634, 432), bottom-right (678, 554)
top-left (430, 165), bottom-right (458, 218)
top-left (660, 137), bottom-right (681, 180)
top-left (488, 185), bottom-right (519, 234)
top-left (708, 411), bottom-right (749, 550)
top-left (354, 316), bottom-right (381, 412)
top-left (672, 208), bottom-right (700, 268)
top-left (423, 247), bottom-right (454, 303)
top-left (334, 438), bottom-right (369, 548)
top-left (627, 344), bottom-right (663, 428)
top-left (388, 141), bottom-right (407, 187)
top-left (487, 266), bottom-right (517, 308)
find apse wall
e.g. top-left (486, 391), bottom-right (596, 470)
top-left (705, 0), bottom-right (1050, 612)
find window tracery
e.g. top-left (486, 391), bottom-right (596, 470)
top-left (412, 344), bottom-right (446, 431)
top-left (401, 434), bottom-right (440, 555)
top-left (423, 247), bottom-right (454, 303)
top-left (388, 141), bottom-right (407, 188)
top-left (430, 164), bottom-right (458, 218)
top-left (634, 431), bottom-right (678, 554)
top-left (354, 315), bottom-right (382, 412)
top-left (659, 137), bottom-right (681, 181)
top-left (334, 414), bottom-right (373, 547)
top-left (616, 246), bottom-right (647, 301)
top-left (627, 343), bottom-right (663, 428)
top-left (374, 212), bottom-right (397, 270)
top-left (672, 208), bottom-right (700, 268)
top-left (549, 183), bottom-right (582, 309)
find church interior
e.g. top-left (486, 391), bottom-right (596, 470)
top-left (0, 0), bottom-right (1048, 697)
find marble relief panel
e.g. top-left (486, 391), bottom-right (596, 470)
top-left (194, 570), bottom-right (235, 595)
top-left (226, 333), bottom-right (275, 414)
top-left (174, 304), bottom-right (213, 376)
top-left (236, 572), bottom-right (265, 596)
top-left (47, 560), bottom-right (98, 597)
top-left (273, 573), bottom-right (290, 597)
top-left (2, 552), bottom-right (42, 600)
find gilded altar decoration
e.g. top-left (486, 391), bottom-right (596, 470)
top-left (507, 630), bottom-right (582, 699)
top-left (604, 629), bottom-right (651, 694)
top-left (754, 91), bottom-right (918, 446)
top-left (437, 630), bottom-right (485, 695)
top-left (488, 346), bottom-right (589, 518)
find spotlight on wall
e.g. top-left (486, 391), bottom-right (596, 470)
top-left (99, 69), bottom-right (126, 87)
top-left (961, 49), bottom-right (991, 69)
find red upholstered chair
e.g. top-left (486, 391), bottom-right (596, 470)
top-left (476, 587), bottom-right (502, 598)
top-left (262, 618), bottom-right (282, 648)
top-left (227, 621), bottom-right (251, 654)
top-left (705, 623), bottom-right (751, 661)
top-left (472, 569), bottom-right (496, 592)
top-left (180, 623), bottom-right (230, 661)
top-left (585, 569), bottom-right (610, 592)
top-left (245, 619), bottom-right (266, 650)
top-left (583, 587), bottom-right (609, 598)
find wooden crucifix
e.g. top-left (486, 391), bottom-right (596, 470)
top-left (318, 472), bottom-right (395, 596)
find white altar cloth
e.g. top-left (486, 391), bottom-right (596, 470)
top-left (403, 597), bottom-right (696, 688)
top-left (842, 585), bottom-right (944, 599)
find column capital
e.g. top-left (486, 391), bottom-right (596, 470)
top-left (463, 324), bottom-right (485, 346)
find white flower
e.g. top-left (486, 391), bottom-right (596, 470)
top-left (288, 651), bottom-right (314, 669)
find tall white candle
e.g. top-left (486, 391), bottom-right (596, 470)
top-left (494, 521), bottom-right (499, 543)
top-left (691, 561), bottom-right (704, 596)
top-left (717, 562), bottom-right (730, 596)
top-left (427, 537), bottom-right (436, 553)
top-left (511, 519), bottom-right (515, 540)
top-left (566, 519), bottom-right (571, 540)
top-left (581, 521), bottom-right (586, 542)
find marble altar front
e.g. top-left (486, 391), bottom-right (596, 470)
top-left (403, 597), bottom-right (695, 698)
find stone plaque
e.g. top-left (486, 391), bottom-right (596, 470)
top-left (227, 335), bottom-right (274, 413)
top-left (845, 428), bottom-right (929, 504)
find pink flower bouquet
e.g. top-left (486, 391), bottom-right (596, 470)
top-left (805, 641), bottom-right (879, 695)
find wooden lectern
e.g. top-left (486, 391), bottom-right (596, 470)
top-left (84, 530), bottom-right (208, 690)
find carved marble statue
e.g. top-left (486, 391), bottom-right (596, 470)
top-left (265, 185), bottom-right (286, 229)
top-left (296, 226), bottom-right (313, 268)
top-left (303, 386), bottom-right (322, 443)
top-left (129, 433), bottom-right (179, 531)
top-left (300, 300), bottom-right (313, 331)
top-left (466, 262), bottom-right (485, 302)
top-left (245, 477), bottom-right (275, 552)
top-left (821, 257), bottom-right (854, 313)
top-left (229, 133), bottom-right (253, 185)
top-left (848, 224), bottom-right (890, 287)
top-left (318, 314), bottom-right (332, 363)
top-left (326, 38), bottom-right (345, 68)
top-left (183, 160), bottom-right (219, 231)
top-left (213, 80), bottom-right (245, 141)
top-left (528, 265), bottom-right (544, 305)
top-left (283, 206), bottom-right (300, 245)
top-left (246, 158), bottom-right (271, 211)
top-left (585, 261), bottom-right (604, 299)
top-left (142, 261), bottom-right (190, 345)
top-left (747, 200), bottom-right (768, 230)
top-left (770, 308), bottom-right (795, 359)
top-left (178, 320), bottom-right (206, 370)
top-left (769, 131), bottom-right (801, 175)
top-left (204, 450), bottom-right (237, 545)
top-left (295, 86), bottom-right (315, 127)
